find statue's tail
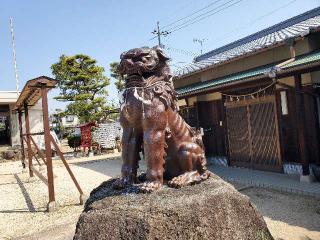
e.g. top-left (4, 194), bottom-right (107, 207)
top-left (188, 126), bottom-right (205, 151)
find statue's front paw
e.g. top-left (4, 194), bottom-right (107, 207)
top-left (139, 181), bottom-right (162, 193)
top-left (167, 171), bottom-right (202, 188)
top-left (112, 177), bottom-right (130, 190)
top-left (167, 176), bottom-right (185, 188)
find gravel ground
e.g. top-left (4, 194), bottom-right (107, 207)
top-left (241, 187), bottom-right (320, 240)
top-left (0, 156), bottom-right (319, 240)
top-left (0, 153), bottom-right (125, 240)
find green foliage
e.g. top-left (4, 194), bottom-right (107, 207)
top-left (51, 54), bottom-right (110, 123)
top-left (50, 108), bottom-right (64, 136)
top-left (105, 100), bottom-right (120, 120)
top-left (67, 135), bottom-right (81, 150)
top-left (51, 108), bottom-right (64, 123)
top-left (110, 62), bottom-right (125, 92)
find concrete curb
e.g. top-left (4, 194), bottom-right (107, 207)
top-left (223, 176), bottom-right (320, 199)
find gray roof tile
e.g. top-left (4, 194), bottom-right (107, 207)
top-left (176, 50), bottom-right (320, 96)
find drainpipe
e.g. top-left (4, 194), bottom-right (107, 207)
top-left (266, 40), bottom-right (296, 79)
top-left (275, 40), bottom-right (296, 69)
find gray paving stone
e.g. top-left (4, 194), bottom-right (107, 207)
top-left (209, 165), bottom-right (320, 198)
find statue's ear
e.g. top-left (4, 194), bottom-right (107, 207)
top-left (120, 51), bottom-right (127, 60)
top-left (153, 46), bottom-right (170, 61)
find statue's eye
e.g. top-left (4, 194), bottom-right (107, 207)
top-left (142, 56), bottom-right (151, 62)
top-left (132, 57), bottom-right (141, 61)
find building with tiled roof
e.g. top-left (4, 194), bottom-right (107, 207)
top-left (175, 7), bottom-right (320, 79)
top-left (173, 7), bottom-right (320, 179)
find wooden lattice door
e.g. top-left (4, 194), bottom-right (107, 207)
top-left (225, 96), bottom-right (282, 172)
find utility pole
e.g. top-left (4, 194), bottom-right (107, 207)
top-left (193, 38), bottom-right (207, 54)
top-left (151, 21), bottom-right (170, 48)
top-left (10, 17), bottom-right (20, 96)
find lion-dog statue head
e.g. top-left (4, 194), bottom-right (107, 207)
top-left (118, 46), bottom-right (177, 111)
top-left (119, 46), bottom-right (171, 87)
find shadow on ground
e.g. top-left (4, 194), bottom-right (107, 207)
top-left (73, 157), bottom-right (147, 178)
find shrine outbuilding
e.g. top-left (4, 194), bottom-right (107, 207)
top-left (0, 91), bottom-right (43, 147)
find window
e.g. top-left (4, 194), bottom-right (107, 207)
top-left (66, 115), bottom-right (74, 122)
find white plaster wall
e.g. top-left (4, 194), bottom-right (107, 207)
top-left (9, 104), bottom-right (19, 146)
top-left (11, 101), bottom-right (44, 147)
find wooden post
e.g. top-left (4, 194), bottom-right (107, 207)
top-left (294, 74), bottom-right (310, 176)
top-left (24, 104), bottom-right (33, 177)
top-left (195, 102), bottom-right (199, 129)
top-left (41, 85), bottom-right (56, 210)
top-left (18, 110), bottom-right (25, 168)
top-left (50, 135), bottom-right (86, 205)
top-left (246, 104), bottom-right (253, 168)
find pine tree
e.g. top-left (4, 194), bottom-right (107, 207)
top-left (110, 62), bottom-right (125, 92)
top-left (51, 54), bottom-right (110, 123)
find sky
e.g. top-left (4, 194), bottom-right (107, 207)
top-left (0, 0), bottom-right (319, 112)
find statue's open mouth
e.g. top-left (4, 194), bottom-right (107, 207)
top-left (126, 71), bottom-right (153, 80)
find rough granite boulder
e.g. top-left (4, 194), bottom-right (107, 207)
top-left (74, 174), bottom-right (273, 240)
top-left (1, 149), bottom-right (21, 161)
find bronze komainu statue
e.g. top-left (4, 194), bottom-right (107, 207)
top-left (113, 46), bottom-right (210, 192)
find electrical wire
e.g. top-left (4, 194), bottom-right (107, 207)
top-left (161, 0), bottom-right (225, 29)
top-left (164, 45), bottom-right (198, 57)
top-left (167, 0), bottom-right (245, 33)
top-left (204, 0), bottom-right (298, 48)
top-left (149, 0), bottom-right (225, 42)
top-left (149, 0), bottom-right (241, 43)
top-left (158, 0), bottom-right (195, 24)
top-left (149, 0), bottom-right (297, 49)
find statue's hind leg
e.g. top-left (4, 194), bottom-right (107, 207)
top-left (167, 143), bottom-right (210, 189)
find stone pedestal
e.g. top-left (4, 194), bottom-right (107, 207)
top-left (74, 174), bottom-right (273, 240)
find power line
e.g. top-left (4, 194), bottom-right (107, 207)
top-left (168, 0), bottom-right (245, 33)
top-left (164, 0), bottom-right (239, 32)
top-left (158, 0), bottom-right (195, 24)
top-left (204, 0), bottom-right (298, 48)
top-left (161, 0), bottom-right (225, 30)
top-left (148, 0), bottom-right (242, 45)
top-left (146, 0), bottom-right (296, 53)
top-left (167, 0), bottom-right (298, 70)
top-left (163, 44), bottom-right (198, 57)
